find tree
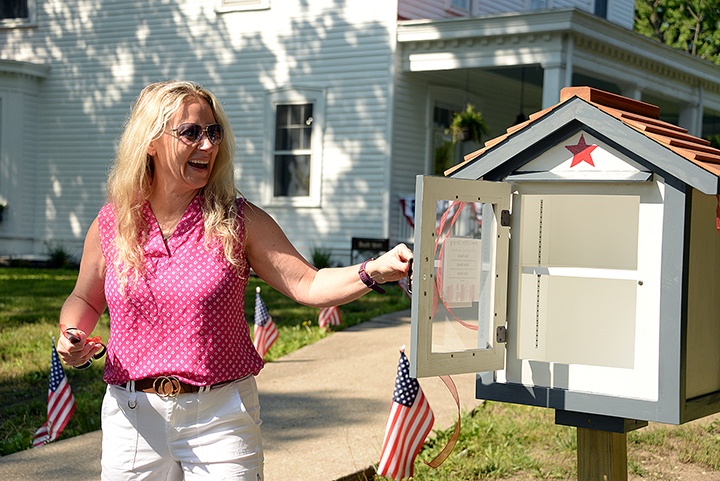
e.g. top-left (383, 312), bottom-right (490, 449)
top-left (634, 0), bottom-right (720, 65)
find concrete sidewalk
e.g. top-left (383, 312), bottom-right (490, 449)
top-left (0, 309), bottom-right (482, 480)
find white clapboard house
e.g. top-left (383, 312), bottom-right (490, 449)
top-left (0, 0), bottom-right (719, 264)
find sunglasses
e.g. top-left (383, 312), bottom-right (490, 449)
top-left (171, 123), bottom-right (224, 145)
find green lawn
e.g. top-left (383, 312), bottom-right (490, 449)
top-left (8, 267), bottom-right (720, 480)
top-left (0, 266), bottom-right (411, 455)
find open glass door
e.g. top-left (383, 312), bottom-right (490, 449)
top-left (410, 175), bottom-right (511, 378)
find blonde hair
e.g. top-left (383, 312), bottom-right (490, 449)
top-left (106, 80), bottom-right (243, 283)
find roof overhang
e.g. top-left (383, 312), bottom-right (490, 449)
top-left (397, 9), bottom-right (720, 110)
top-left (0, 59), bottom-right (50, 79)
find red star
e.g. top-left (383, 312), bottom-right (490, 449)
top-left (565, 134), bottom-right (598, 167)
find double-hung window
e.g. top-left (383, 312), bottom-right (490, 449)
top-left (266, 88), bottom-right (324, 207)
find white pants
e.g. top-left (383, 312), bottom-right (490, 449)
top-left (101, 377), bottom-right (263, 481)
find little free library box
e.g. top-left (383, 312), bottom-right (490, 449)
top-left (410, 87), bottom-right (720, 432)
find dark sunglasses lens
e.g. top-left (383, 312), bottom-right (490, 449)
top-left (176, 123), bottom-right (202, 142)
top-left (207, 124), bottom-right (223, 144)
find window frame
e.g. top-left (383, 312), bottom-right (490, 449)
top-left (0, 0), bottom-right (36, 29)
top-left (264, 87), bottom-right (325, 208)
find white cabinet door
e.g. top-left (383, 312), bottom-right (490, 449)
top-left (410, 175), bottom-right (511, 378)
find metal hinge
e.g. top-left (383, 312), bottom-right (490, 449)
top-left (496, 325), bottom-right (507, 343)
top-left (500, 209), bottom-right (511, 227)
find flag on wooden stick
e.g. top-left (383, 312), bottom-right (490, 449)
top-left (377, 348), bottom-right (435, 480)
top-left (253, 287), bottom-right (279, 358)
top-left (318, 305), bottom-right (342, 328)
top-left (32, 338), bottom-right (76, 448)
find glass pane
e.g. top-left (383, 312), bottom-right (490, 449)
top-left (273, 154), bottom-right (310, 197)
top-left (287, 128), bottom-right (304, 150)
top-left (0, 0), bottom-right (28, 20)
top-left (276, 105), bottom-right (290, 125)
top-left (274, 105), bottom-right (289, 150)
top-left (430, 200), bottom-right (496, 353)
top-left (451, 0), bottom-right (470, 10)
top-left (289, 104), bottom-right (303, 125)
top-left (433, 106), bottom-right (454, 129)
top-left (274, 104), bottom-right (313, 150)
top-left (274, 128), bottom-right (287, 150)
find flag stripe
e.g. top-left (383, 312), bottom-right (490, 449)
top-left (33, 341), bottom-right (76, 448)
top-left (378, 404), bottom-right (403, 468)
top-left (377, 351), bottom-right (434, 480)
top-left (253, 291), bottom-right (279, 358)
top-left (389, 396), bottom-right (433, 479)
top-left (318, 306), bottom-right (342, 328)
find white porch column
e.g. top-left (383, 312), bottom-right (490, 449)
top-left (541, 60), bottom-right (567, 108)
top-left (620, 85), bottom-right (643, 101)
top-left (678, 85), bottom-right (704, 137)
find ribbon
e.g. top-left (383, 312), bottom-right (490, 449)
top-left (425, 374), bottom-right (462, 468)
top-left (432, 201), bottom-right (480, 331)
top-left (421, 200), bottom-right (484, 468)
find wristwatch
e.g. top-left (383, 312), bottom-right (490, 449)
top-left (358, 259), bottom-right (386, 294)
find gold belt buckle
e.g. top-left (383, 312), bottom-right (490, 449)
top-left (153, 376), bottom-right (182, 398)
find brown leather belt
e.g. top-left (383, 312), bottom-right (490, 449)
top-left (131, 376), bottom-right (237, 398)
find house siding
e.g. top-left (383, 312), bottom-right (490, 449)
top-left (472, 0), bottom-right (633, 30)
top-left (389, 67), bottom-right (429, 244)
top-left (0, 0), bottom-right (712, 265)
top-left (399, 1), bottom-right (464, 20)
top-left (0, 70), bottom-right (48, 253)
top-left (0, 0), bottom-right (399, 262)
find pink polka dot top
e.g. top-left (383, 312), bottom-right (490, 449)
top-left (97, 196), bottom-right (264, 386)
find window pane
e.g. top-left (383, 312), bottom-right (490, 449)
top-left (289, 127), bottom-right (304, 150)
top-left (275, 104), bottom-right (313, 150)
top-left (290, 105), bottom-right (303, 125)
top-left (0, 0), bottom-right (28, 19)
top-left (277, 105), bottom-right (290, 125)
top-left (451, 0), bottom-right (470, 11)
top-left (274, 154), bottom-right (310, 197)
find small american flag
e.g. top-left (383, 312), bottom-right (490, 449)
top-left (377, 349), bottom-right (435, 480)
top-left (32, 338), bottom-right (76, 448)
top-left (253, 287), bottom-right (279, 358)
top-left (318, 306), bottom-right (342, 328)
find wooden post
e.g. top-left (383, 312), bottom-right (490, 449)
top-left (555, 411), bottom-right (647, 481)
top-left (577, 427), bottom-right (627, 481)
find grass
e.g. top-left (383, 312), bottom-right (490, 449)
top-left (7, 267), bottom-right (720, 479)
top-left (373, 402), bottom-right (578, 480)
top-left (0, 266), bottom-right (411, 456)
top-left (371, 401), bottom-right (720, 480)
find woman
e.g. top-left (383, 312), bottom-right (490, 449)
top-left (56, 80), bottom-right (412, 481)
